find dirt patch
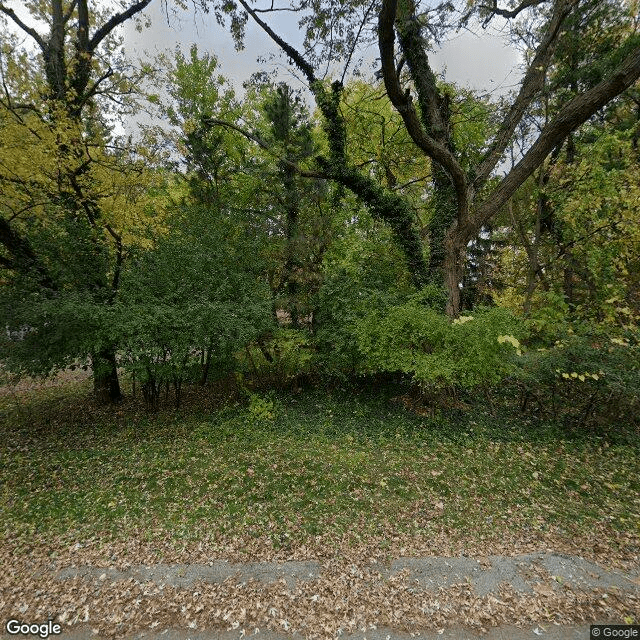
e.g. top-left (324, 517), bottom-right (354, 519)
top-left (0, 366), bottom-right (92, 397)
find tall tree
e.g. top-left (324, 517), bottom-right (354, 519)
top-left (207, 0), bottom-right (640, 316)
top-left (263, 83), bottom-right (313, 328)
top-left (0, 0), bottom-right (154, 401)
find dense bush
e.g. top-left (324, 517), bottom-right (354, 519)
top-left (112, 203), bottom-right (273, 408)
top-left (357, 298), bottom-right (524, 392)
top-left (312, 222), bottom-right (414, 377)
top-left (239, 328), bottom-right (314, 389)
top-left (516, 329), bottom-right (640, 428)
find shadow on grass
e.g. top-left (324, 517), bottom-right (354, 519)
top-left (1, 371), bottom-right (638, 452)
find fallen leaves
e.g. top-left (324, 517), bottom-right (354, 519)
top-left (2, 378), bottom-right (639, 638)
top-left (2, 544), bottom-right (639, 640)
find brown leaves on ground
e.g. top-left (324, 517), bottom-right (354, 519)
top-left (2, 525), bottom-right (639, 640)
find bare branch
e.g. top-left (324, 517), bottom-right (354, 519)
top-left (473, 0), bottom-right (578, 190)
top-left (0, 3), bottom-right (45, 51)
top-left (481, 0), bottom-right (547, 25)
top-left (253, 4), bottom-right (303, 12)
top-left (236, 0), bottom-right (316, 84)
top-left (394, 175), bottom-right (431, 191)
top-left (77, 67), bottom-right (115, 109)
top-left (89, 0), bottom-right (153, 52)
top-left (341, 0), bottom-right (377, 84)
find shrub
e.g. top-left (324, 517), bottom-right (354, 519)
top-left (516, 329), bottom-right (640, 428)
top-left (241, 328), bottom-right (314, 388)
top-left (357, 299), bottom-right (524, 393)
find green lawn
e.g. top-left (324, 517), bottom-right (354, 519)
top-left (1, 379), bottom-right (639, 559)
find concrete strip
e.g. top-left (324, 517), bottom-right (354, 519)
top-left (383, 553), bottom-right (640, 597)
top-left (57, 561), bottom-right (321, 590)
top-left (56, 554), bottom-right (639, 597)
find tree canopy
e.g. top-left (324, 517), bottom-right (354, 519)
top-left (0, 0), bottom-right (638, 423)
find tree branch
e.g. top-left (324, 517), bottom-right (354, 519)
top-left (202, 117), bottom-right (327, 179)
top-left (252, 4), bottom-right (303, 12)
top-left (89, 0), bottom-right (153, 52)
top-left (378, 0), bottom-right (468, 220)
top-left (77, 67), bottom-right (114, 109)
top-left (341, 0), bottom-right (377, 84)
top-left (480, 0), bottom-right (547, 25)
top-left (63, 0), bottom-right (79, 25)
top-left (462, 44), bottom-right (640, 244)
top-left (236, 0), bottom-right (316, 84)
top-left (0, 4), bottom-right (45, 51)
top-left (472, 0), bottom-right (577, 190)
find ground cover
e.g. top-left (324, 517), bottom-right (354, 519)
top-left (1, 374), bottom-right (639, 637)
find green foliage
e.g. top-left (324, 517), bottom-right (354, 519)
top-left (525, 291), bottom-right (572, 344)
top-left (312, 218), bottom-right (524, 390)
top-left (357, 302), bottom-right (524, 390)
top-left (516, 329), bottom-right (640, 429)
top-left (0, 292), bottom-right (103, 378)
top-left (111, 202), bottom-right (273, 407)
top-left (246, 393), bottom-right (278, 423)
top-left (240, 329), bottom-right (314, 389)
top-left (312, 220), bottom-right (414, 376)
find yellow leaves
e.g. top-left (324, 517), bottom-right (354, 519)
top-left (556, 370), bottom-right (602, 381)
top-left (183, 117), bottom-right (199, 136)
top-left (453, 315), bottom-right (473, 325)
top-left (497, 334), bottom-right (522, 355)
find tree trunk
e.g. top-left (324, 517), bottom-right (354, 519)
top-left (427, 170), bottom-right (457, 289)
top-left (92, 348), bottom-right (122, 403)
top-left (282, 162), bottom-right (301, 329)
top-left (444, 233), bottom-right (463, 317)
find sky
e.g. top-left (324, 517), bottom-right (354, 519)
top-left (3, 0), bottom-right (523, 134)
top-left (119, 1), bottom-right (523, 96)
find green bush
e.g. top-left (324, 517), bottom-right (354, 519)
top-left (241, 328), bottom-right (313, 388)
top-left (516, 329), bottom-right (640, 428)
top-left (357, 299), bottom-right (524, 391)
top-left (111, 203), bottom-right (273, 408)
top-left (311, 218), bottom-right (415, 378)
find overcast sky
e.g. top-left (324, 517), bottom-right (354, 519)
top-left (119, 1), bottom-right (522, 96)
top-left (4, 0), bottom-right (523, 135)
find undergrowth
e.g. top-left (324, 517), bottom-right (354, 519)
top-left (1, 376), bottom-right (638, 554)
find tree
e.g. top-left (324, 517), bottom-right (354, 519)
top-left (206, 0), bottom-right (640, 316)
top-left (262, 83), bottom-right (317, 328)
top-left (486, 0), bottom-right (640, 325)
top-left (0, 0), bottom-right (156, 401)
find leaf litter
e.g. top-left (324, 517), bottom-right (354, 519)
top-left (1, 375), bottom-right (639, 638)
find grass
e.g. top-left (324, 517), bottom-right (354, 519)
top-left (1, 376), bottom-right (639, 558)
